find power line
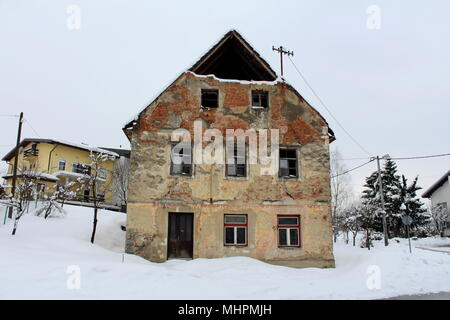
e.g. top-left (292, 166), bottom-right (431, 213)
top-left (336, 157), bottom-right (371, 161)
top-left (24, 118), bottom-right (41, 138)
top-left (390, 152), bottom-right (450, 161)
top-left (287, 56), bottom-right (373, 157)
top-left (0, 114), bottom-right (19, 118)
top-left (333, 152), bottom-right (450, 179)
top-left (331, 159), bottom-right (374, 179)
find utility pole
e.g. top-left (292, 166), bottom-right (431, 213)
top-left (372, 155), bottom-right (390, 246)
top-left (8, 112), bottom-right (24, 218)
top-left (272, 46), bottom-right (294, 77)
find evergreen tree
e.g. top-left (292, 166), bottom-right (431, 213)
top-left (361, 159), bottom-right (401, 235)
top-left (396, 175), bottom-right (429, 236)
top-left (361, 159), bottom-right (428, 237)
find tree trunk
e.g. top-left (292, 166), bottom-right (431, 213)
top-left (366, 230), bottom-right (370, 250)
top-left (11, 206), bottom-right (20, 235)
top-left (91, 206), bottom-right (98, 244)
top-left (353, 232), bottom-right (357, 246)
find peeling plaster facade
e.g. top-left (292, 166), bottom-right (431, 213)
top-left (124, 70), bottom-right (335, 268)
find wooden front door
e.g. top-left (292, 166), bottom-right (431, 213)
top-left (167, 213), bottom-right (194, 259)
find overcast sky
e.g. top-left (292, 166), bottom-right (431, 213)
top-left (1, 0), bottom-right (449, 199)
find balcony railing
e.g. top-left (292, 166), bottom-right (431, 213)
top-left (23, 148), bottom-right (39, 158)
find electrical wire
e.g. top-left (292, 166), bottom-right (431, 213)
top-left (288, 56), bottom-right (373, 157)
top-left (24, 118), bottom-right (41, 138)
top-left (390, 153), bottom-right (450, 161)
top-left (331, 159), bottom-right (374, 179)
top-left (0, 114), bottom-right (19, 118)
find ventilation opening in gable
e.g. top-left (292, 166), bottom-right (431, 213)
top-left (190, 34), bottom-right (276, 82)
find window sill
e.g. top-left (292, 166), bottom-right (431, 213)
top-left (278, 246), bottom-right (302, 249)
top-left (224, 244), bottom-right (248, 247)
top-left (169, 174), bottom-right (194, 179)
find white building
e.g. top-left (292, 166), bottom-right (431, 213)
top-left (422, 170), bottom-right (450, 236)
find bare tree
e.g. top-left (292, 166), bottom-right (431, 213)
top-left (10, 168), bottom-right (38, 235)
top-left (346, 203), bottom-right (362, 246)
top-left (112, 157), bottom-right (129, 209)
top-left (78, 151), bottom-right (114, 244)
top-left (55, 181), bottom-right (76, 208)
top-left (330, 149), bottom-right (353, 242)
top-left (36, 181), bottom-right (76, 219)
top-left (358, 199), bottom-right (378, 250)
top-left (430, 205), bottom-right (449, 236)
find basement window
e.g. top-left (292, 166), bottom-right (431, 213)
top-left (170, 142), bottom-right (192, 176)
top-left (278, 215), bottom-right (301, 247)
top-left (201, 89), bottom-right (219, 108)
top-left (251, 90), bottom-right (268, 109)
top-left (226, 143), bottom-right (246, 177)
top-left (224, 214), bottom-right (247, 246)
top-left (279, 148), bottom-right (298, 179)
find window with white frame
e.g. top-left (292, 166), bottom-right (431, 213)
top-left (59, 159), bottom-right (66, 171)
top-left (277, 215), bottom-right (301, 247)
top-left (224, 214), bottom-right (247, 246)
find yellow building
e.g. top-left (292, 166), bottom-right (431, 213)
top-left (1, 138), bottom-right (121, 210)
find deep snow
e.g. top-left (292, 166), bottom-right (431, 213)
top-left (0, 204), bottom-right (449, 300)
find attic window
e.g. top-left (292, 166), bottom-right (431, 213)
top-left (252, 90), bottom-right (268, 108)
top-left (201, 89), bottom-right (218, 108)
top-left (189, 32), bottom-right (277, 81)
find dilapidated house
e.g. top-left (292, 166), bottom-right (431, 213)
top-left (123, 30), bottom-right (336, 268)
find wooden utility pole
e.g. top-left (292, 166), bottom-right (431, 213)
top-left (375, 155), bottom-right (389, 246)
top-left (272, 45), bottom-right (294, 77)
top-left (8, 112), bottom-right (24, 218)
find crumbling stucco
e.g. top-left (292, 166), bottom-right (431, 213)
top-left (126, 72), bottom-right (335, 268)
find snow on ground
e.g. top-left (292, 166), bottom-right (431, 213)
top-left (0, 204), bottom-right (449, 300)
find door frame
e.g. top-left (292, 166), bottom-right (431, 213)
top-left (167, 212), bottom-right (194, 260)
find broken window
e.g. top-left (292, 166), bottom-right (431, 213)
top-left (279, 148), bottom-right (298, 178)
top-left (251, 90), bottom-right (268, 108)
top-left (170, 142), bottom-right (193, 176)
top-left (224, 214), bottom-right (247, 246)
top-left (226, 143), bottom-right (246, 177)
top-left (201, 89), bottom-right (219, 108)
top-left (277, 215), bottom-right (301, 247)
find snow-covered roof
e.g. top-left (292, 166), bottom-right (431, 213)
top-left (422, 170), bottom-right (450, 198)
top-left (2, 138), bottom-right (119, 161)
top-left (2, 171), bottom-right (59, 182)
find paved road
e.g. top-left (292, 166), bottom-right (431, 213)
top-left (387, 292), bottom-right (450, 300)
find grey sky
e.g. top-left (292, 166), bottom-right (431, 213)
top-left (1, 0), bottom-right (449, 198)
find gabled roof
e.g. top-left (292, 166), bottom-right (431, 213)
top-left (189, 30), bottom-right (277, 81)
top-left (122, 29), bottom-right (335, 142)
top-left (2, 138), bottom-right (119, 161)
top-left (422, 170), bottom-right (450, 198)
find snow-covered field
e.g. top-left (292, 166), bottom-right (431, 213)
top-left (0, 204), bottom-right (449, 300)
